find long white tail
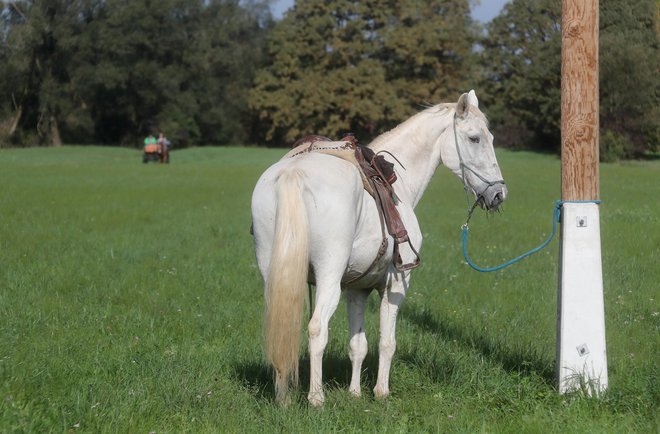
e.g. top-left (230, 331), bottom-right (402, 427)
top-left (264, 169), bottom-right (309, 405)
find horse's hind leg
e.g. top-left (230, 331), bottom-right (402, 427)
top-left (307, 278), bottom-right (342, 407)
top-left (346, 288), bottom-right (370, 397)
top-left (374, 273), bottom-right (408, 399)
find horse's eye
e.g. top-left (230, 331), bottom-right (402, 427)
top-left (469, 136), bottom-right (480, 144)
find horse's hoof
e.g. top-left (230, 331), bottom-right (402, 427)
top-left (275, 394), bottom-right (292, 407)
top-left (308, 392), bottom-right (325, 407)
top-left (373, 386), bottom-right (390, 400)
top-left (349, 387), bottom-right (361, 398)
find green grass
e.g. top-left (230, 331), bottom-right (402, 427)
top-left (0, 146), bottom-right (657, 433)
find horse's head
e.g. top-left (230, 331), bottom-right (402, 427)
top-left (442, 90), bottom-right (507, 211)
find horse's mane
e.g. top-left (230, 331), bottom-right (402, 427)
top-left (368, 101), bottom-right (489, 151)
top-left (369, 103), bottom-right (455, 149)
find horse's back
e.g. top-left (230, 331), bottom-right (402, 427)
top-left (252, 152), bottom-right (363, 215)
top-left (251, 153), bottom-right (367, 277)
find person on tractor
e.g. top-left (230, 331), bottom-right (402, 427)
top-left (144, 133), bottom-right (158, 153)
top-left (143, 133), bottom-right (159, 163)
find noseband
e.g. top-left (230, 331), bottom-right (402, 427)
top-left (452, 114), bottom-right (506, 223)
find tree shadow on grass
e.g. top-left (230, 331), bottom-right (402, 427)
top-left (399, 306), bottom-right (555, 383)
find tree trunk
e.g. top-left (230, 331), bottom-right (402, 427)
top-left (8, 105), bottom-right (22, 136)
top-left (49, 114), bottom-right (62, 147)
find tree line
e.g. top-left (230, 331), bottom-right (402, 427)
top-left (0, 0), bottom-right (657, 160)
top-left (0, 0), bottom-right (272, 147)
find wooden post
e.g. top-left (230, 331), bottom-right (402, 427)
top-left (557, 0), bottom-right (608, 394)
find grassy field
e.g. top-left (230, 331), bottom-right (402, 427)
top-left (0, 146), bottom-right (657, 433)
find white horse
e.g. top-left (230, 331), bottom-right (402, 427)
top-left (251, 90), bottom-right (507, 406)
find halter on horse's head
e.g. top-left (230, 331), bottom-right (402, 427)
top-left (444, 90), bottom-right (507, 213)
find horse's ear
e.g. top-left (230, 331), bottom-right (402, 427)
top-left (456, 93), bottom-right (469, 119)
top-left (467, 89), bottom-right (479, 108)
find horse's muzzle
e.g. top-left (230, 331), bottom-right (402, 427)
top-left (480, 183), bottom-right (507, 211)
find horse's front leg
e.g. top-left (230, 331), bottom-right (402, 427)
top-left (374, 272), bottom-right (408, 399)
top-left (345, 288), bottom-right (370, 397)
top-left (307, 280), bottom-right (341, 407)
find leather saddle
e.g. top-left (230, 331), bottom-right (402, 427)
top-left (288, 134), bottom-right (421, 272)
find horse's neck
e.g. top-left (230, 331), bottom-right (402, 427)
top-left (370, 106), bottom-right (454, 207)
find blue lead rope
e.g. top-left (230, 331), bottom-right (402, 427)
top-left (462, 200), bottom-right (601, 272)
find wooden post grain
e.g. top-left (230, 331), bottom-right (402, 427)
top-left (561, 0), bottom-right (599, 200)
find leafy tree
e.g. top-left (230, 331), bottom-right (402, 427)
top-left (0, 0), bottom-right (272, 147)
top-left (478, 0), bottom-right (561, 151)
top-left (71, 0), bottom-right (272, 146)
top-left (0, 3), bottom-right (30, 142)
top-left (249, 0), bottom-right (477, 145)
top-left (194, 0), bottom-right (273, 145)
top-left (0, 0), bottom-right (87, 146)
top-left (82, 0), bottom-right (209, 145)
top-left (479, 0), bottom-right (659, 159)
top-left (599, 0), bottom-right (659, 158)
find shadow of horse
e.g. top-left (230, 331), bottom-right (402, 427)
top-left (232, 352), bottom-right (382, 404)
top-left (399, 306), bottom-right (555, 383)
top-left (232, 303), bottom-right (554, 404)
